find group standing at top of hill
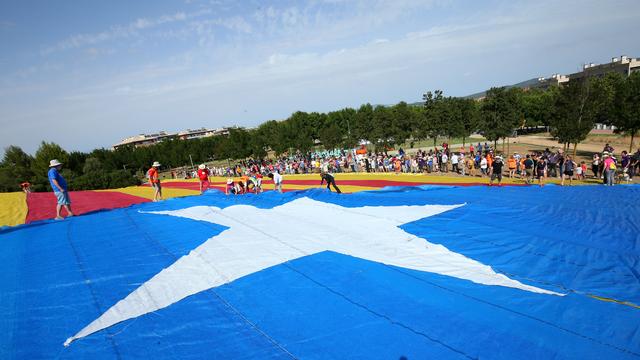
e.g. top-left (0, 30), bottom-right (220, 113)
top-left (190, 141), bottom-right (638, 187)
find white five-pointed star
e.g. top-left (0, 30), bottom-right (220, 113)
top-left (65, 197), bottom-right (561, 346)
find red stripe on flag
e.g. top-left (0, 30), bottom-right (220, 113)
top-left (26, 191), bottom-right (149, 223)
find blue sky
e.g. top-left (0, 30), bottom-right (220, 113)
top-left (1, 0), bottom-right (639, 155)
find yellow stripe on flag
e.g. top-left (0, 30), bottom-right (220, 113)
top-left (103, 186), bottom-right (200, 200)
top-left (0, 192), bottom-right (27, 227)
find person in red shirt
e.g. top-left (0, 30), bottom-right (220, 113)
top-left (255, 172), bottom-right (263, 193)
top-left (148, 161), bottom-right (162, 202)
top-left (197, 164), bottom-right (210, 194)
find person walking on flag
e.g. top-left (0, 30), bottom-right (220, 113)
top-left (320, 171), bottom-right (342, 193)
top-left (48, 159), bottom-right (74, 220)
top-left (197, 164), bottom-right (210, 194)
top-left (148, 162), bottom-right (163, 201)
top-left (490, 156), bottom-right (504, 186)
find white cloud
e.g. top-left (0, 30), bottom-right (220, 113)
top-left (3, 0), bottom-right (640, 154)
top-left (41, 9), bottom-right (210, 55)
top-left (371, 38), bottom-right (389, 44)
top-left (56, 0), bottom-right (640, 104)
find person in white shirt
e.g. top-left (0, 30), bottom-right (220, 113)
top-left (441, 153), bottom-right (449, 173)
top-left (268, 172), bottom-right (283, 193)
top-left (480, 157), bottom-right (488, 177)
top-left (451, 153), bottom-right (459, 174)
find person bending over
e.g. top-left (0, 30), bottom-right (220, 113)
top-left (267, 172), bottom-right (283, 193)
top-left (320, 172), bottom-right (342, 193)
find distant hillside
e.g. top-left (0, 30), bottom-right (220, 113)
top-left (407, 77), bottom-right (542, 105)
top-left (463, 78), bottom-right (540, 100)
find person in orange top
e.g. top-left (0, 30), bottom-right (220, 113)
top-left (507, 156), bottom-right (517, 178)
top-left (486, 153), bottom-right (494, 176)
top-left (148, 161), bottom-right (162, 202)
top-left (197, 164), bottom-right (210, 194)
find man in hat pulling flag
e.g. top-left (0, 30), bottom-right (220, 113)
top-left (48, 159), bottom-right (74, 220)
top-left (148, 161), bottom-right (163, 201)
top-left (197, 164), bottom-right (210, 194)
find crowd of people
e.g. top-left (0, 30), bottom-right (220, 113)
top-left (42, 142), bottom-right (638, 219)
top-left (191, 141), bottom-right (638, 187)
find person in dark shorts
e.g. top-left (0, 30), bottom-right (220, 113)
top-left (536, 157), bottom-right (547, 186)
top-left (320, 172), bottom-right (342, 193)
top-left (490, 156), bottom-right (504, 185)
top-left (561, 155), bottom-right (576, 186)
top-left (523, 155), bottom-right (534, 184)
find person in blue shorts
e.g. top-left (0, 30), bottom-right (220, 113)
top-left (48, 159), bottom-right (74, 220)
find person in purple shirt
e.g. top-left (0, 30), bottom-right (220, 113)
top-left (621, 151), bottom-right (630, 169)
top-left (48, 159), bottom-right (74, 220)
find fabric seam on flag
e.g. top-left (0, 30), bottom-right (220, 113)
top-left (66, 220), bottom-right (123, 359)
top-left (284, 263), bottom-right (477, 360)
top-left (388, 266), bottom-right (640, 357)
top-left (124, 208), bottom-right (297, 359)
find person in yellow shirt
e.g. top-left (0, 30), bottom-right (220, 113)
top-left (466, 156), bottom-right (475, 177)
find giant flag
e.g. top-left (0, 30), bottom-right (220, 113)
top-left (1, 185), bottom-right (639, 359)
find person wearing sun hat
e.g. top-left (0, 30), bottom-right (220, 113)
top-left (197, 164), bottom-right (210, 194)
top-left (490, 155), bottom-right (504, 186)
top-left (148, 161), bottom-right (163, 201)
top-left (48, 159), bottom-right (74, 220)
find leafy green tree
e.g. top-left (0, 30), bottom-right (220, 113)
top-left (31, 142), bottom-right (70, 191)
top-left (371, 105), bottom-right (394, 152)
top-left (611, 72), bottom-right (640, 152)
top-left (319, 119), bottom-right (342, 150)
top-left (450, 97), bottom-right (479, 146)
top-left (418, 90), bottom-right (446, 147)
top-left (256, 120), bottom-right (282, 154)
top-left (354, 104), bottom-right (374, 145)
top-left (408, 105), bottom-right (424, 146)
top-left (480, 87), bottom-right (522, 150)
top-left (67, 151), bottom-right (88, 174)
top-left (226, 128), bottom-right (252, 159)
top-left (2, 146), bottom-right (33, 169)
top-left (283, 111), bottom-right (314, 153)
top-left (0, 146), bottom-right (35, 192)
top-left (439, 97), bottom-right (458, 141)
top-left (389, 101), bottom-right (414, 147)
top-left (550, 77), bottom-right (612, 156)
top-left (83, 157), bottom-right (103, 174)
top-left (521, 87), bottom-right (558, 127)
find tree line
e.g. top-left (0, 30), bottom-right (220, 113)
top-left (1, 72), bottom-right (638, 192)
